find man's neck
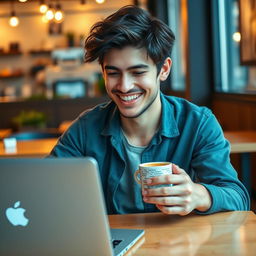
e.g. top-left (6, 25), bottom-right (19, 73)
top-left (120, 98), bottom-right (162, 147)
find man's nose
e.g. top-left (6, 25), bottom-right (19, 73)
top-left (118, 74), bottom-right (133, 92)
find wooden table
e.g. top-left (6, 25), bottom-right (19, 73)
top-left (109, 211), bottom-right (256, 256)
top-left (224, 131), bottom-right (256, 153)
top-left (0, 138), bottom-right (57, 157)
top-left (224, 131), bottom-right (256, 195)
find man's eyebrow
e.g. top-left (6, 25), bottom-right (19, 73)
top-left (104, 65), bottom-right (119, 70)
top-left (104, 64), bottom-right (149, 70)
top-left (127, 64), bottom-right (149, 70)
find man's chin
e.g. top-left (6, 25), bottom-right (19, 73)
top-left (120, 111), bottom-right (139, 119)
top-left (119, 107), bottom-right (147, 119)
top-left (116, 105), bottom-right (139, 119)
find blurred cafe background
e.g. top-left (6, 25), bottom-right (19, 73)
top-left (0, 0), bottom-right (256, 211)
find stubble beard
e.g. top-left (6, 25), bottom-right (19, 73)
top-left (119, 88), bottom-right (160, 119)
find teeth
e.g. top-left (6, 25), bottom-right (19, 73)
top-left (120, 94), bottom-right (140, 101)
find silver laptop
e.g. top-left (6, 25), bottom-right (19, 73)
top-left (0, 157), bottom-right (144, 256)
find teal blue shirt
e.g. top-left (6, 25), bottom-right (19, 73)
top-left (49, 93), bottom-right (250, 214)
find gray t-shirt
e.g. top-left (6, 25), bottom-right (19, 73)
top-left (115, 130), bottom-right (146, 213)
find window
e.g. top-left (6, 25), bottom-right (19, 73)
top-left (167, 0), bottom-right (186, 91)
top-left (212, 0), bottom-right (256, 93)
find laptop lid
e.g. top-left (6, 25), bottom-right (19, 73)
top-left (0, 157), bottom-right (144, 256)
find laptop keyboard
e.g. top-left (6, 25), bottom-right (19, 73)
top-left (112, 239), bottom-right (123, 248)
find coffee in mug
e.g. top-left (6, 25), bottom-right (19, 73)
top-left (134, 162), bottom-right (172, 189)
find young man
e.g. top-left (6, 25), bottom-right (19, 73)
top-left (49, 5), bottom-right (250, 215)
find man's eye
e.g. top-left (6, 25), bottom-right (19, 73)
top-left (107, 72), bottom-right (119, 76)
top-left (133, 71), bottom-right (146, 75)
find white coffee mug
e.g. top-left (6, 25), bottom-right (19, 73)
top-left (134, 162), bottom-right (172, 189)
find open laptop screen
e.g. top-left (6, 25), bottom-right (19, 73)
top-left (0, 158), bottom-right (144, 256)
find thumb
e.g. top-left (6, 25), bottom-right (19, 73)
top-left (172, 164), bottom-right (183, 174)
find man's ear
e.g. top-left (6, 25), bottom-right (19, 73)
top-left (159, 57), bottom-right (172, 81)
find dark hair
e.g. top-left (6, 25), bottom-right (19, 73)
top-left (84, 5), bottom-right (175, 73)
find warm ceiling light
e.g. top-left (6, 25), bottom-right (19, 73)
top-left (96, 0), bottom-right (105, 4)
top-left (45, 4), bottom-right (55, 21)
top-left (9, 11), bottom-right (19, 27)
top-left (55, 4), bottom-right (64, 23)
top-left (39, 0), bottom-right (48, 14)
top-left (41, 15), bottom-right (49, 23)
top-left (232, 32), bottom-right (241, 42)
top-left (40, 4), bottom-right (48, 13)
top-left (19, 0), bottom-right (28, 2)
top-left (55, 11), bottom-right (63, 22)
top-left (54, 11), bottom-right (63, 23)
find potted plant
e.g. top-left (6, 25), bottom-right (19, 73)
top-left (11, 110), bottom-right (47, 131)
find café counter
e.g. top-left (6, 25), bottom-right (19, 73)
top-left (0, 138), bottom-right (57, 158)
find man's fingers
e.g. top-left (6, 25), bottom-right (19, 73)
top-left (143, 195), bottom-right (191, 206)
top-left (156, 204), bottom-right (191, 216)
top-left (143, 184), bottom-right (192, 196)
top-left (145, 173), bottom-right (187, 186)
top-left (172, 164), bottom-right (184, 174)
top-left (144, 164), bottom-right (186, 186)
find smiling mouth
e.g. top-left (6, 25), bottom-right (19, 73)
top-left (118, 93), bottom-right (142, 102)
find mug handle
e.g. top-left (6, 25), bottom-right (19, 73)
top-left (134, 169), bottom-right (141, 184)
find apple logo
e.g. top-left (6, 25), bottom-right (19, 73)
top-left (5, 201), bottom-right (29, 226)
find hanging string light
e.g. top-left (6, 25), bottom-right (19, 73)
top-left (54, 2), bottom-right (64, 23)
top-left (232, 32), bottom-right (241, 43)
top-left (39, 0), bottom-right (48, 14)
top-left (9, 0), bottom-right (19, 27)
top-left (45, 3), bottom-right (55, 21)
top-left (9, 11), bottom-right (19, 27)
top-left (96, 0), bottom-right (105, 3)
top-left (41, 15), bottom-right (49, 23)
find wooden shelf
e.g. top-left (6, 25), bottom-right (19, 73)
top-left (0, 73), bottom-right (24, 79)
top-left (0, 50), bottom-right (52, 56)
top-left (0, 51), bottom-right (22, 56)
top-left (29, 50), bottom-right (52, 55)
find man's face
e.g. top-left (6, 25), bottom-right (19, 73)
top-left (102, 46), bottom-right (163, 119)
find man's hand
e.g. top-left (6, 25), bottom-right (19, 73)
top-left (142, 164), bottom-right (212, 215)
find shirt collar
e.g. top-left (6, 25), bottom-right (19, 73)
top-left (159, 92), bottom-right (180, 138)
top-left (101, 103), bottom-right (121, 137)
